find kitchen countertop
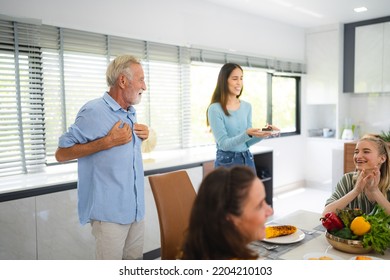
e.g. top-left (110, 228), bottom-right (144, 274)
top-left (0, 145), bottom-right (273, 197)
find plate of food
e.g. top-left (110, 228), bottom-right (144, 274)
top-left (303, 252), bottom-right (343, 260)
top-left (350, 255), bottom-right (383, 260)
top-left (262, 225), bottom-right (305, 244)
top-left (261, 127), bottom-right (280, 136)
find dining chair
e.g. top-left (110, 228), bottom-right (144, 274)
top-left (148, 170), bottom-right (196, 260)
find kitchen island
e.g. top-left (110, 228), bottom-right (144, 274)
top-left (0, 145), bottom-right (273, 260)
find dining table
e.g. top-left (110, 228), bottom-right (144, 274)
top-left (251, 209), bottom-right (390, 260)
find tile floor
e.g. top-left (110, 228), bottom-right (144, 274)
top-left (270, 186), bottom-right (332, 220)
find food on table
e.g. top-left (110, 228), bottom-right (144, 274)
top-left (320, 212), bottom-right (344, 231)
top-left (336, 208), bottom-right (363, 228)
top-left (350, 216), bottom-right (371, 236)
top-left (308, 256), bottom-right (333, 260)
top-left (355, 256), bottom-right (372, 260)
top-left (322, 206), bottom-right (390, 254)
top-left (265, 225), bottom-right (297, 239)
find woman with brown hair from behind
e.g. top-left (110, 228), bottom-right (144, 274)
top-left (181, 166), bottom-right (273, 260)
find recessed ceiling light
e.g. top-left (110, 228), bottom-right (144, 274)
top-left (354, 7), bottom-right (368, 13)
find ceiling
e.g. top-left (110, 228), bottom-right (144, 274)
top-left (199, 0), bottom-right (390, 28)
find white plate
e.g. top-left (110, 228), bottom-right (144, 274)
top-left (349, 255), bottom-right (383, 260)
top-left (303, 252), bottom-right (344, 260)
top-left (262, 229), bottom-right (305, 244)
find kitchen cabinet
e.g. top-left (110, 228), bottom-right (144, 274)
top-left (355, 22), bottom-right (390, 93)
top-left (305, 25), bottom-right (341, 138)
top-left (0, 167), bottom-right (203, 260)
top-left (0, 197), bottom-right (36, 260)
top-left (203, 151), bottom-right (273, 207)
top-left (305, 28), bottom-right (339, 104)
top-left (345, 18), bottom-right (390, 94)
top-left (0, 145), bottom-right (273, 259)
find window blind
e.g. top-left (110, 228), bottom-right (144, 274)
top-left (0, 20), bottom-right (45, 176)
top-left (0, 17), bottom-right (303, 177)
top-left (191, 48), bottom-right (306, 74)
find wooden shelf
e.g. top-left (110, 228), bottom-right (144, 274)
top-left (344, 142), bottom-right (357, 173)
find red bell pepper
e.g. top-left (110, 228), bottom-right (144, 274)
top-left (320, 212), bottom-right (344, 231)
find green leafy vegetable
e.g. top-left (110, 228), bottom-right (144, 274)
top-left (336, 208), bottom-right (363, 228)
top-left (362, 206), bottom-right (390, 254)
top-left (331, 227), bottom-right (356, 239)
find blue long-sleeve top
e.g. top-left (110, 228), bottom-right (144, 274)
top-left (207, 100), bottom-right (262, 152)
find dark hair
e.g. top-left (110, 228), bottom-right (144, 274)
top-left (206, 63), bottom-right (243, 126)
top-left (180, 166), bottom-right (258, 260)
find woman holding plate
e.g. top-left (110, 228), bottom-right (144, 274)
top-left (206, 63), bottom-right (279, 173)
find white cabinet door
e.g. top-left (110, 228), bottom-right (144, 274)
top-left (0, 197), bottom-right (36, 259)
top-left (306, 29), bottom-right (338, 104)
top-left (355, 23), bottom-right (384, 93)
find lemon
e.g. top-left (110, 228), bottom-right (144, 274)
top-left (350, 216), bottom-right (371, 236)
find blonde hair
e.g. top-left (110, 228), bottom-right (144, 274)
top-left (353, 134), bottom-right (390, 196)
top-left (106, 55), bottom-right (140, 87)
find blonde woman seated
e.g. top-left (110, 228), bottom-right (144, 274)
top-left (323, 134), bottom-right (390, 215)
top-left (181, 166), bottom-right (273, 260)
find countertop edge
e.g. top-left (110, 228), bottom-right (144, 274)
top-left (0, 145), bottom-right (273, 200)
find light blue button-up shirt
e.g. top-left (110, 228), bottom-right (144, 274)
top-left (58, 92), bottom-right (145, 225)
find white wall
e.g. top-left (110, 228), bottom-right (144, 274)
top-left (0, 0), bottom-right (308, 189)
top-left (346, 94), bottom-right (390, 135)
top-left (0, 0), bottom-right (305, 61)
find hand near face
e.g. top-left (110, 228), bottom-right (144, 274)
top-left (106, 120), bottom-right (133, 147)
top-left (363, 167), bottom-right (381, 193)
top-left (134, 123), bottom-right (149, 140)
top-left (355, 166), bottom-right (381, 194)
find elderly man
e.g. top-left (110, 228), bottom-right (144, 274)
top-left (55, 55), bottom-right (149, 260)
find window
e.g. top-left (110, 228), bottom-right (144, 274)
top-left (188, 64), bottom-right (300, 148)
top-left (271, 75), bottom-right (300, 133)
top-left (0, 18), bottom-right (304, 178)
top-left (241, 67), bottom-right (268, 128)
top-left (0, 21), bottom-right (46, 176)
top-left (189, 62), bottom-right (221, 147)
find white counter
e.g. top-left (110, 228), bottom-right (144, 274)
top-left (0, 145), bottom-right (273, 196)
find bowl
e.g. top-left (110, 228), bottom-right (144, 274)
top-left (325, 232), bottom-right (372, 254)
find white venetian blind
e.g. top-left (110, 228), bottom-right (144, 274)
top-left (0, 20), bottom-right (45, 176)
top-left (62, 29), bottom-right (108, 133)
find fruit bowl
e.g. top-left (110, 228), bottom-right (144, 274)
top-left (325, 232), bottom-right (372, 254)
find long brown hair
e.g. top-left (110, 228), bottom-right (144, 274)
top-left (206, 63), bottom-right (243, 126)
top-left (180, 166), bottom-right (258, 260)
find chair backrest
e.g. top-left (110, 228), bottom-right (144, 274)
top-left (148, 170), bottom-right (196, 260)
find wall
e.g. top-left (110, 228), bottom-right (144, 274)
top-left (0, 0), bottom-right (308, 190)
top-left (346, 94), bottom-right (390, 135)
top-left (0, 0), bottom-right (305, 61)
